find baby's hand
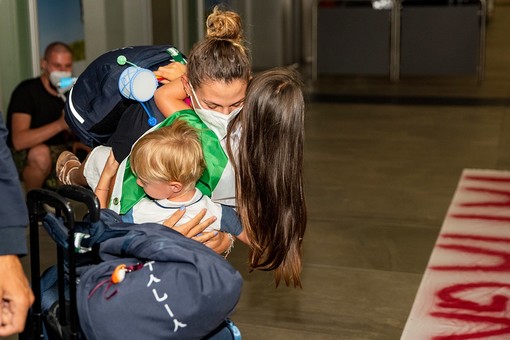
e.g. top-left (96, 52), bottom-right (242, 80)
top-left (103, 151), bottom-right (119, 177)
top-left (153, 63), bottom-right (187, 84)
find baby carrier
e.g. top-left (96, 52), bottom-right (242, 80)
top-left (25, 185), bottom-right (242, 339)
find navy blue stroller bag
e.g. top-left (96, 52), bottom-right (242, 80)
top-left (77, 218), bottom-right (243, 339)
top-left (26, 185), bottom-right (242, 340)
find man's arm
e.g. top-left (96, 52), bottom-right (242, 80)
top-left (10, 112), bottom-right (68, 151)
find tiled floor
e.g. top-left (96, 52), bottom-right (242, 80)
top-left (9, 2), bottom-right (510, 340)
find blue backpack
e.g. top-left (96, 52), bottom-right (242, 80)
top-left (65, 45), bottom-right (185, 148)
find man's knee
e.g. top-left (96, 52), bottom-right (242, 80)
top-left (26, 144), bottom-right (52, 173)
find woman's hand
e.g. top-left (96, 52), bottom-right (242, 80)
top-left (153, 63), bottom-right (187, 84)
top-left (200, 232), bottom-right (232, 255)
top-left (163, 208), bottom-right (232, 254)
top-left (163, 208), bottom-right (215, 237)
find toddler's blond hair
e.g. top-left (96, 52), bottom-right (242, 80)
top-left (130, 119), bottom-right (205, 192)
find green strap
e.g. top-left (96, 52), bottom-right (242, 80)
top-left (119, 109), bottom-right (228, 215)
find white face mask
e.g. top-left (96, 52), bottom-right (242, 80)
top-left (189, 85), bottom-right (242, 140)
top-left (49, 71), bottom-right (72, 89)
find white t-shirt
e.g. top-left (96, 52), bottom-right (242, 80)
top-left (123, 188), bottom-right (222, 232)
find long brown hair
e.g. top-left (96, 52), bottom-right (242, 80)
top-left (187, 6), bottom-right (251, 87)
top-left (228, 67), bottom-right (307, 287)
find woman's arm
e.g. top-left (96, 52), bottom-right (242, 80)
top-left (235, 230), bottom-right (249, 245)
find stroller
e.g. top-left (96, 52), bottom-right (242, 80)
top-left (25, 185), bottom-right (242, 339)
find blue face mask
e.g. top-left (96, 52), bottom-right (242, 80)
top-left (49, 71), bottom-right (76, 100)
top-left (189, 85), bottom-right (242, 140)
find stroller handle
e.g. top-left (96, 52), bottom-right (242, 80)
top-left (56, 185), bottom-right (100, 222)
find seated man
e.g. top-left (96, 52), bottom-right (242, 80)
top-left (7, 42), bottom-right (77, 190)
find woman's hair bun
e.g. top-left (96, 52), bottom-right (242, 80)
top-left (206, 6), bottom-right (243, 44)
